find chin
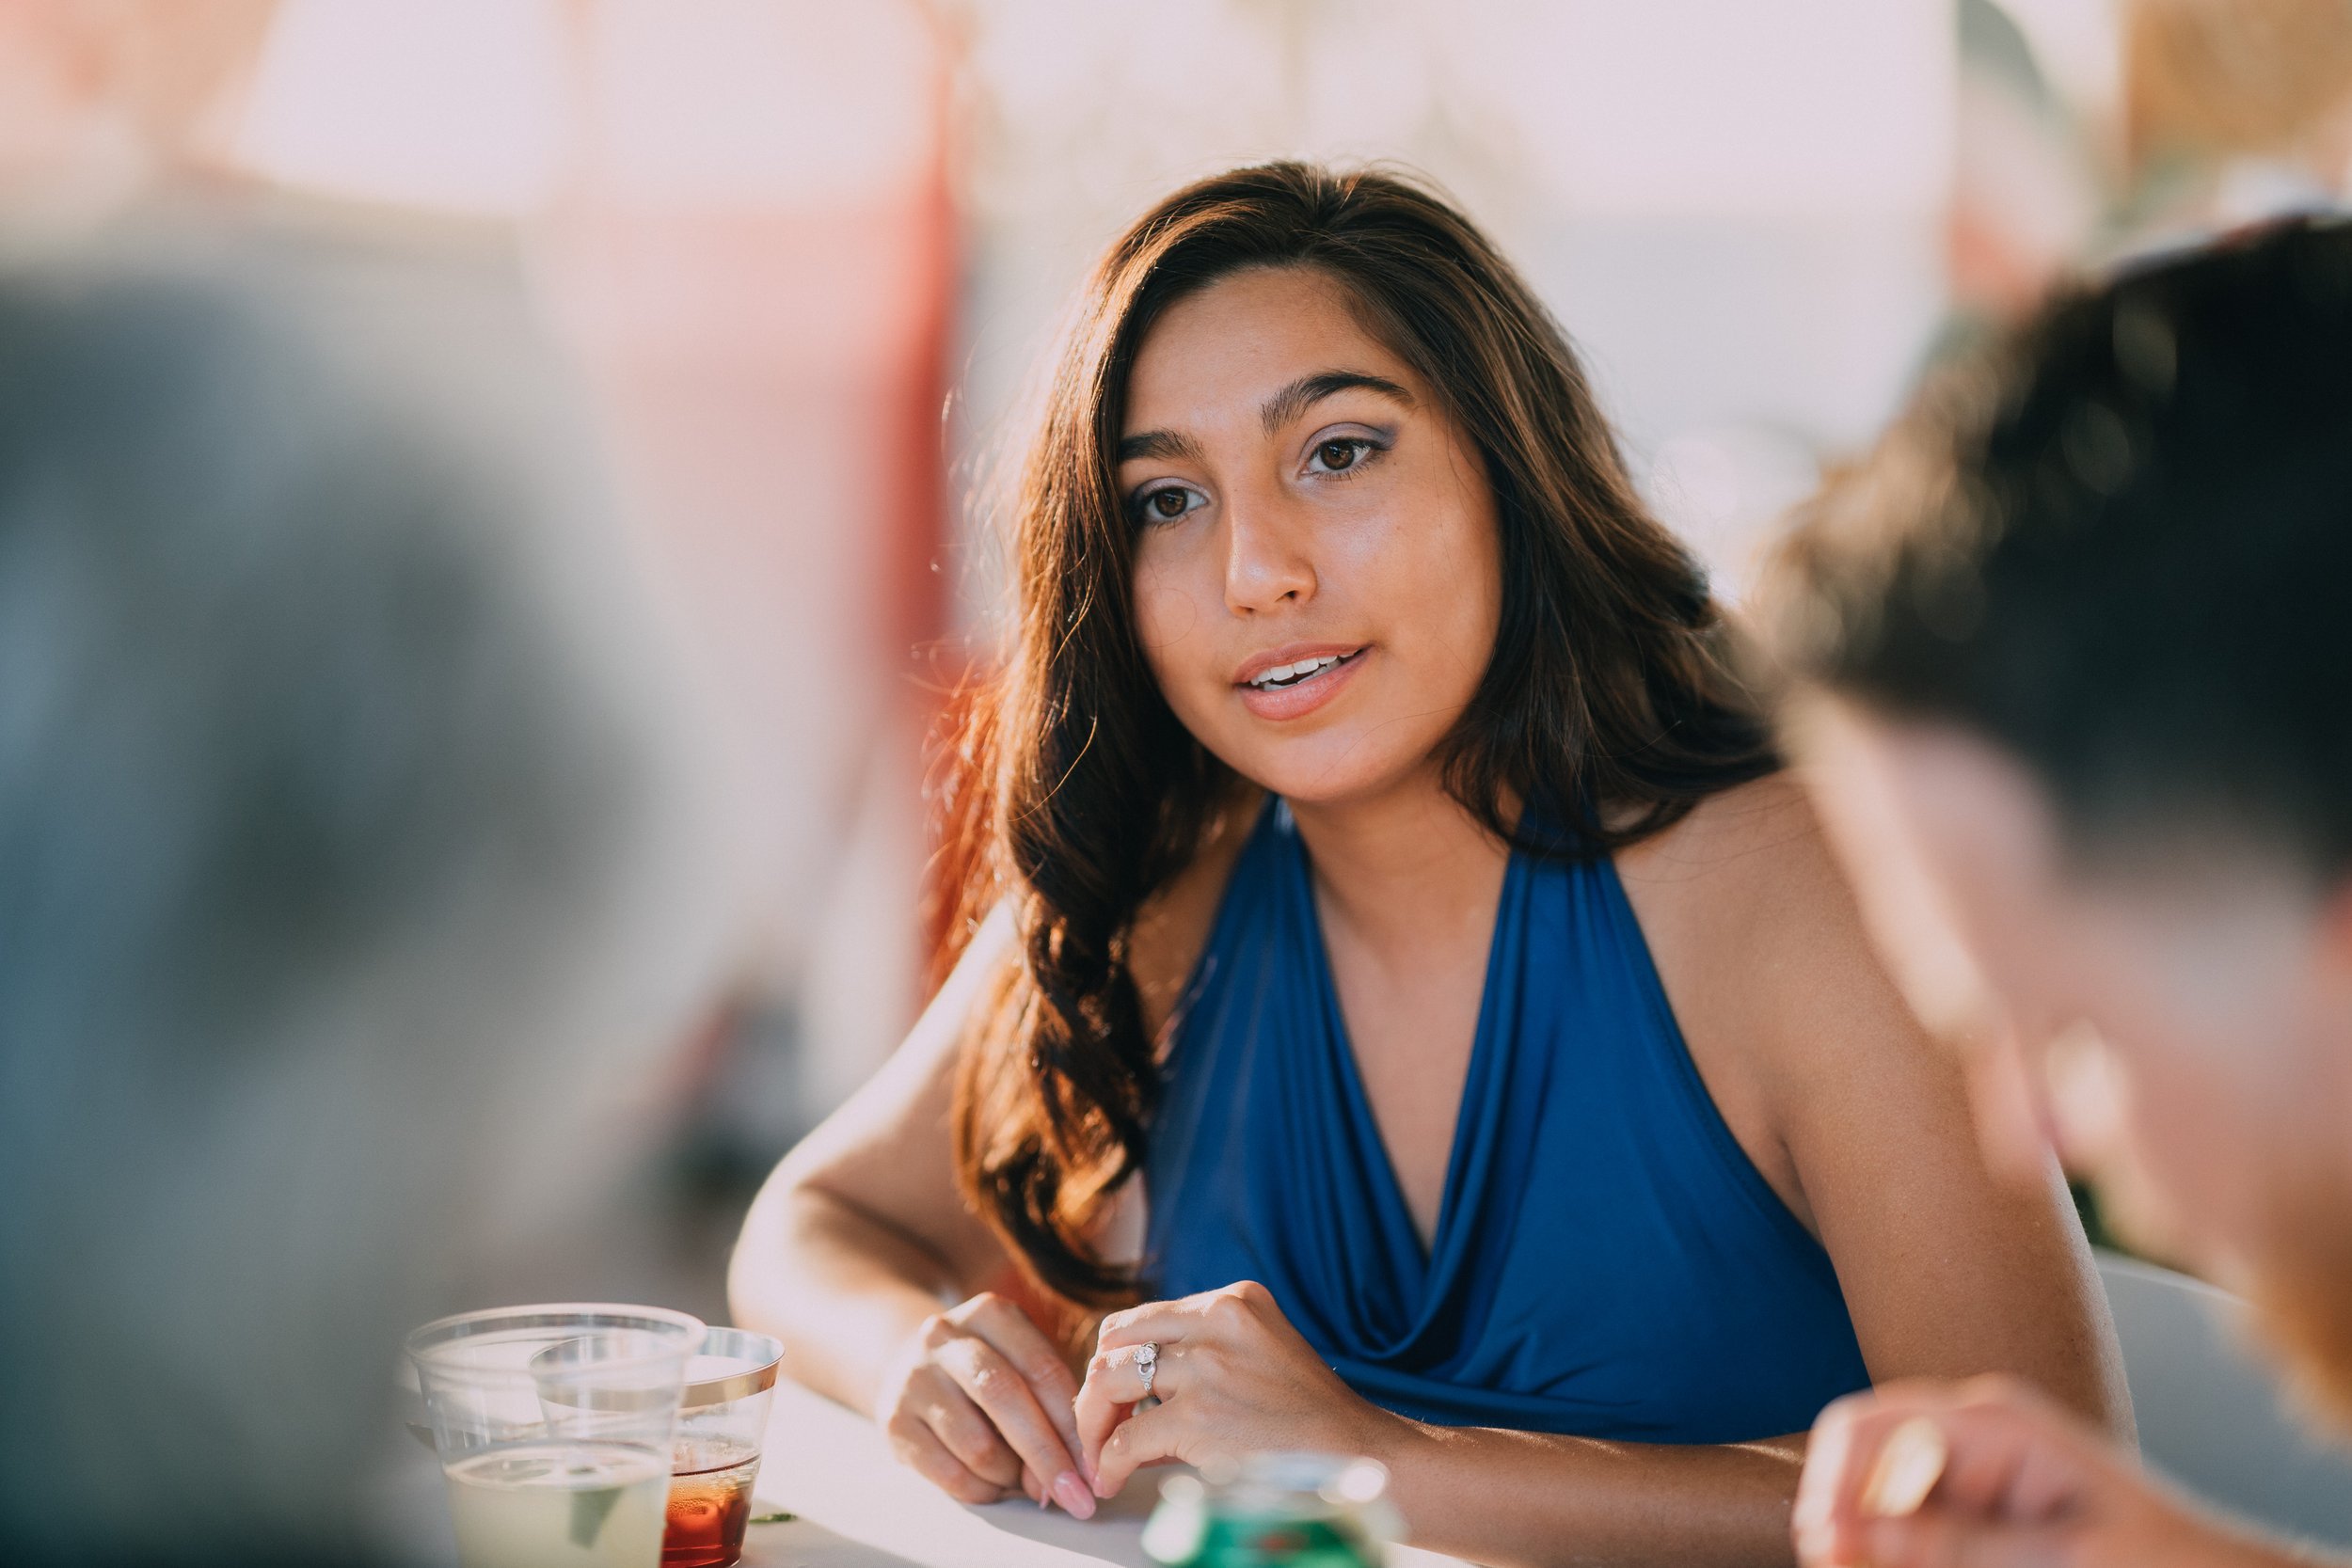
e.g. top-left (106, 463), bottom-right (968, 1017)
top-left (1226, 747), bottom-right (1419, 808)
top-left (1199, 723), bottom-right (1416, 807)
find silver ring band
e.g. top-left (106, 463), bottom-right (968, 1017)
top-left (1136, 1340), bottom-right (1159, 1398)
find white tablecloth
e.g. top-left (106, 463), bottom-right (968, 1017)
top-left (740, 1380), bottom-right (1469, 1567)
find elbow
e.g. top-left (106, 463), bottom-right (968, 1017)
top-left (725, 1154), bottom-right (824, 1336)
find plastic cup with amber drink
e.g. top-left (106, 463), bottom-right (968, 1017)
top-left (663, 1328), bottom-right (784, 1567)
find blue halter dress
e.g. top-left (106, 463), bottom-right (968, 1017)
top-left (1142, 800), bottom-right (1871, 1443)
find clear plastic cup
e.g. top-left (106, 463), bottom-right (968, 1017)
top-left (661, 1328), bottom-right (783, 1568)
top-left (407, 1304), bottom-right (706, 1568)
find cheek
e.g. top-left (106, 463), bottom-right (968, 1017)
top-left (2102, 1041), bottom-right (2283, 1272)
top-left (1131, 546), bottom-right (1212, 673)
top-left (1368, 482), bottom-right (1501, 684)
top-left (2068, 963), bottom-right (2288, 1260)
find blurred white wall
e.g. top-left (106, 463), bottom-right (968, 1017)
top-left (236, 0), bottom-right (954, 1137)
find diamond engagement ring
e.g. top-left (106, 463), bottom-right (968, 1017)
top-left (1135, 1340), bottom-right (1159, 1398)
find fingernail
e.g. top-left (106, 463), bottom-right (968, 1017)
top-left (1862, 1417), bottom-right (1947, 1519)
top-left (1053, 1470), bottom-right (1095, 1519)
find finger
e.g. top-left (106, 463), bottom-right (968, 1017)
top-left (952, 1294), bottom-right (1087, 1467)
top-left (1076, 1339), bottom-right (1180, 1481)
top-left (1081, 1340), bottom-right (1175, 1418)
top-left (1794, 1398), bottom-right (1861, 1564)
top-left (1808, 1385), bottom-right (1970, 1532)
top-left (1095, 1280), bottom-right (1272, 1354)
top-left (935, 1335), bottom-right (1090, 1515)
top-left (885, 1407), bottom-right (1015, 1507)
top-left (1803, 1382), bottom-right (2110, 1564)
top-left (910, 1371), bottom-right (1025, 1492)
top-left (1089, 1397), bottom-right (1198, 1499)
top-left (1800, 1386), bottom-right (1973, 1562)
top-left (1093, 1302), bottom-right (1195, 1355)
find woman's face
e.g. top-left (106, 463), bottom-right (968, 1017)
top-left (1120, 265), bottom-right (1503, 808)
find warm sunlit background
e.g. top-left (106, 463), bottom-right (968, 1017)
top-left (10, 0), bottom-right (2348, 1320)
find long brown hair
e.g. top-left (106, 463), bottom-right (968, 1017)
top-left (946, 162), bottom-right (1772, 1305)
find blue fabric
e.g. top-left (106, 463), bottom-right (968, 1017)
top-left (1144, 800), bottom-right (1872, 1443)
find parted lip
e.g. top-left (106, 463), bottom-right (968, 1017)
top-left (1232, 641), bottom-right (1366, 686)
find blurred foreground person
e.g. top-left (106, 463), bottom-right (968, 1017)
top-left (0, 208), bottom-right (722, 1566)
top-left (1770, 219), bottom-right (2352, 1568)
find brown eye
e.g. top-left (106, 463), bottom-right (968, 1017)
top-left (1152, 489), bottom-right (1188, 518)
top-left (1318, 439), bottom-right (1359, 470)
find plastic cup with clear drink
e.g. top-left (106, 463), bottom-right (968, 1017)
top-left (661, 1327), bottom-right (783, 1568)
top-left (407, 1304), bottom-right (706, 1568)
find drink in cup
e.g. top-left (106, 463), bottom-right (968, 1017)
top-left (1142, 1452), bottom-right (1400, 1568)
top-left (662, 1327), bottom-right (784, 1568)
top-left (408, 1304), bottom-right (705, 1568)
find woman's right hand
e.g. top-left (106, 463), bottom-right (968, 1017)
top-left (872, 1291), bottom-right (1098, 1519)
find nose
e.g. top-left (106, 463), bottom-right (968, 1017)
top-left (1220, 479), bottom-right (1317, 616)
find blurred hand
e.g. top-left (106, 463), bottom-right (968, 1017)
top-left (873, 1291), bottom-right (1097, 1518)
top-left (1795, 1376), bottom-right (2295, 1568)
top-left (1074, 1280), bottom-right (1403, 1498)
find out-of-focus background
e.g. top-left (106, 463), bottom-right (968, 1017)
top-left (8, 0), bottom-right (2348, 1323)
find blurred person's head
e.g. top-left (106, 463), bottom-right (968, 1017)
top-left (1766, 220), bottom-right (2352, 1419)
top-left (946, 161), bottom-right (1771, 1304)
top-left (0, 211), bottom-right (720, 1564)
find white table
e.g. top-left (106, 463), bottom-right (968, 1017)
top-left (739, 1380), bottom-right (1469, 1567)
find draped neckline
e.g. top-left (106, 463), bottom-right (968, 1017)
top-left (1269, 800), bottom-right (1530, 1314)
top-left (1143, 796), bottom-right (1878, 1440)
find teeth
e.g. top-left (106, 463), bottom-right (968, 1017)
top-left (1250, 654), bottom-right (1344, 689)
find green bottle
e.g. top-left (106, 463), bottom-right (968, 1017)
top-left (1141, 1453), bottom-right (1399, 1568)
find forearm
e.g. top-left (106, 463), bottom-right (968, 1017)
top-left (727, 1180), bottom-right (958, 1415)
top-left (1373, 1416), bottom-right (1807, 1568)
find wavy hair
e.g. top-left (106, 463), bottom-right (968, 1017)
top-left (946, 162), bottom-right (1773, 1305)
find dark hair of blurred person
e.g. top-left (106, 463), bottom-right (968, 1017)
top-left (1769, 218), bottom-right (2352, 1568)
top-left (0, 205), bottom-right (722, 1566)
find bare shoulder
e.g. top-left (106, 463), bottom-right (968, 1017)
top-left (1616, 773), bottom-right (1935, 1101)
top-left (1614, 773), bottom-right (1841, 911)
top-left (1125, 784), bottom-right (1263, 1039)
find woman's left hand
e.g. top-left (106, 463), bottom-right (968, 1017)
top-left (1073, 1280), bottom-right (1405, 1499)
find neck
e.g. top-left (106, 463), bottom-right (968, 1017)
top-left (1284, 768), bottom-right (1511, 955)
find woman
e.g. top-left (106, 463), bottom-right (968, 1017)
top-left (730, 164), bottom-right (2124, 1567)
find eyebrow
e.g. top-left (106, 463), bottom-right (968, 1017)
top-left (1116, 429), bottom-right (1206, 465)
top-left (1258, 370), bottom-right (1414, 436)
top-left (1114, 369), bottom-right (1415, 466)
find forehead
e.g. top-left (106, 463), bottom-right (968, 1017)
top-left (1122, 266), bottom-right (1415, 428)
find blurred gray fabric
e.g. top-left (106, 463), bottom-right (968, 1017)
top-left (2099, 1252), bottom-right (2352, 1549)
